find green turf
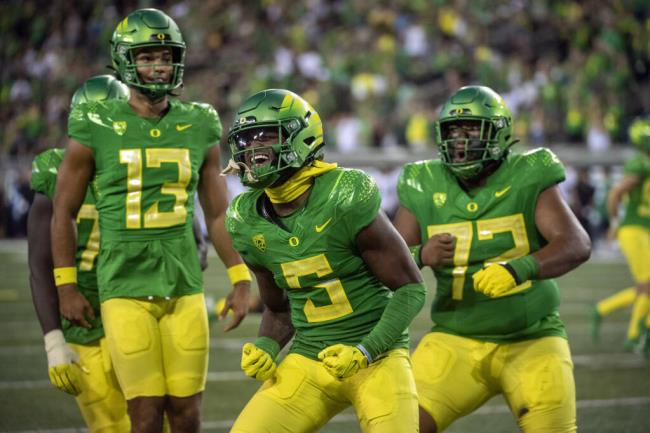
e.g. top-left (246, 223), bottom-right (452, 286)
top-left (0, 244), bottom-right (648, 432)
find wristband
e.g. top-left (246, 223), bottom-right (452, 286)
top-left (53, 267), bottom-right (77, 286)
top-left (409, 245), bottom-right (423, 268)
top-left (507, 255), bottom-right (539, 285)
top-left (253, 336), bottom-right (281, 360)
top-left (227, 264), bottom-right (252, 285)
top-left (355, 344), bottom-right (374, 364)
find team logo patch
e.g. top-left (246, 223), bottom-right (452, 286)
top-left (433, 192), bottom-right (447, 208)
top-left (252, 234), bottom-right (266, 252)
top-left (113, 121), bottom-right (127, 136)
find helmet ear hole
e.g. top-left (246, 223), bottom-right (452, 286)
top-left (303, 137), bottom-right (315, 146)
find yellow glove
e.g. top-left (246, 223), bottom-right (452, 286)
top-left (241, 342), bottom-right (277, 381)
top-left (318, 344), bottom-right (369, 379)
top-left (44, 330), bottom-right (88, 396)
top-left (473, 264), bottom-right (517, 298)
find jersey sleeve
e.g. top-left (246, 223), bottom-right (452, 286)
top-left (396, 163), bottom-right (419, 214)
top-left (338, 169), bottom-right (381, 238)
top-left (67, 103), bottom-right (92, 147)
top-left (225, 194), bottom-right (262, 268)
top-left (30, 149), bottom-right (64, 200)
top-left (524, 148), bottom-right (565, 190)
top-left (203, 103), bottom-right (222, 147)
top-left (623, 154), bottom-right (650, 177)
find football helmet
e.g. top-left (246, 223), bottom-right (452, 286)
top-left (629, 117), bottom-right (650, 152)
top-left (435, 85), bottom-right (515, 180)
top-left (70, 75), bottom-right (129, 108)
top-left (110, 8), bottom-right (185, 99)
top-left (226, 89), bottom-right (324, 188)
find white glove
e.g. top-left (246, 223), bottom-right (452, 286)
top-left (44, 329), bottom-right (87, 396)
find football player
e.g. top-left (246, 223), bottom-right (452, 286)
top-left (28, 75), bottom-right (131, 433)
top-left (393, 85), bottom-right (591, 433)
top-left (221, 89), bottom-right (426, 433)
top-left (596, 117), bottom-right (650, 351)
top-left (50, 9), bottom-right (251, 433)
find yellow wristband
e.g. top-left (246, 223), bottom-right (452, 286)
top-left (53, 267), bottom-right (77, 286)
top-left (227, 264), bottom-right (252, 285)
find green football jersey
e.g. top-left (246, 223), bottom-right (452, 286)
top-left (68, 98), bottom-right (221, 300)
top-left (398, 148), bottom-right (567, 342)
top-left (226, 168), bottom-right (409, 360)
top-left (621, 152), bottom-right (650, 229)
top-left (30, 149), bottom-right (103, 344)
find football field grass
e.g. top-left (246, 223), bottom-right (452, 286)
top-left (0, 240), bottom-right (648, 432)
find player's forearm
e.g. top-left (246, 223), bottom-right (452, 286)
top-left (50, 210), bottom-right (78, 268)
top-left (606, 189), bottom-right (623, 221)
top-left (205, 213), bottom-right (245, 268)
top-left (532, 234), bottom-right (591, 279)
top-left (27, 206), bottom-right (61, 334)
top-left (360, 281), bottom-right (426, 360)
top-left (258, 308), bottom-right (294, 351)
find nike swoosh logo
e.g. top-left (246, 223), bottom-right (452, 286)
top-left (176, 124), bottom-right (192, 132)
top-left (495, 186), bottom-right (511, 198)
top-left (315, 218), bottom-right (333, 233)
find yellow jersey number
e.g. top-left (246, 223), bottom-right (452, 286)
top-left (281, 254), bottom-right (353, 323)
top-left (76, 204), bottom-right (99, 271)
top-left (427, 213), bottom-right (532, 300)
top-left (119, 148), bottom-right (191, 229)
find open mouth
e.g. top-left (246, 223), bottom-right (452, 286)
top-left (247, 150), bottom-right (274, 168)
top-left (144, 77), bottom-right (169, 84)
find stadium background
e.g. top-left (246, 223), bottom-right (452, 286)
top-left (0, 0), bottom-right (649, 431)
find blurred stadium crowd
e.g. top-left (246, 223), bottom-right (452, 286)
top-left (1, 0), bottom-right (648, 240)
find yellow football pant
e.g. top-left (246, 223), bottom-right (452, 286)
top-left (618, 226), bottom-right (650, 283)
top-left (412, 333), bottom-right (576, 433)
top-left (101, 293), bottom-right (209, 400)
top-left (230, 349), bottom-right (418, 433)
top-left (596, 287), bottom-right (636, 316)
top-left (69, 338), bottom-right (129, 433)
top-left (618, 226), bottom-right (650, 339)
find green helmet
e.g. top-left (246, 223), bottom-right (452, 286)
top-left (70, 75), bottom-right (129, 108)
top-left (435, 85), bottom-right (515, 180)
top-left (110, 8), bottom-right (185, 99)
top-left (226, 89), bottom-right (324, 189)
top-left (629, 117), bottom-right (650, 152)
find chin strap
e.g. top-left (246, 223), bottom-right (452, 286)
top-left (221, 159), bottom-right (256, 183)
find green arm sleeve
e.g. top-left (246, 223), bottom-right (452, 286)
top-left (359, 282), bottom-right (426, 361)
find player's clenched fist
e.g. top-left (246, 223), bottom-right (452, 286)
top-left (318, 344), bottom-right (369, 379)
top-left (241, 338), bottom-right (279, 381)
top-left (472, 264), bottom-right (517, 297)
top-left (421, 233), bottom-right (455, 268)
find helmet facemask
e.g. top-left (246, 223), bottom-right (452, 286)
top-left (228, 119), bottom-right (308, 188)
top-left (438, 118), bottom-right (508, 180)
top-left (435, 86), bottom-right (516, 182)
top-left (116, 44), bottom-right (184, 100)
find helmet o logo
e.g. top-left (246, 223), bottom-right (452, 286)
top-left (156, 33), bottom-right (166, 40)
top-left (466, 202), bottom-right (478, 212)
top-left (289, 237), bottom-right (300, 247)
top-left (239, 117), bottom-right (247, 124)
top-left (150, 128), bottom-right (161, 138)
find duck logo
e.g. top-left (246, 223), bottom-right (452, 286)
top-left (433, 192), bottom-right (447, 208)
top-left (113, 121), bottom-right (127, 136)
top-left (252, 234), bottom-right (266, 252)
